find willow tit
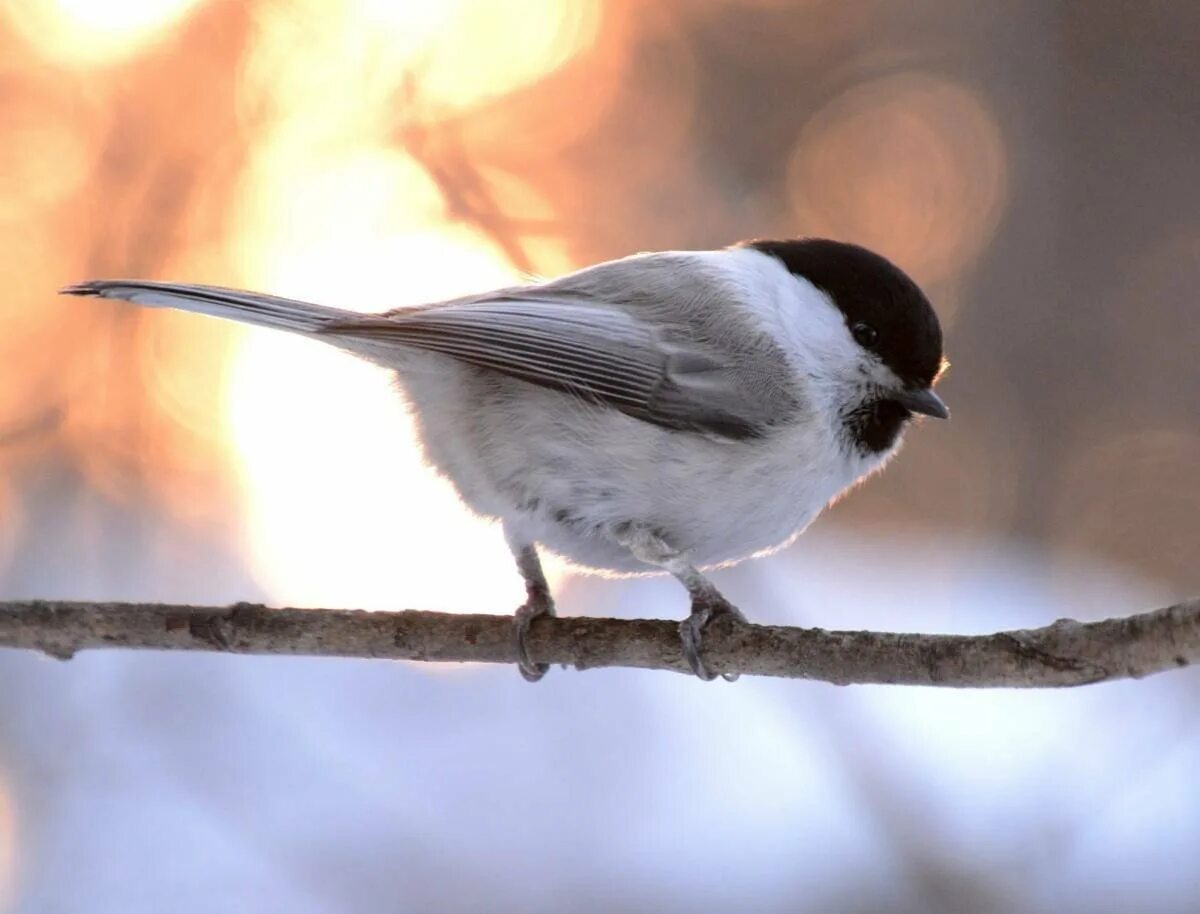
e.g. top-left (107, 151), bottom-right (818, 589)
top-left (63, 238), bottom-right (948, 681)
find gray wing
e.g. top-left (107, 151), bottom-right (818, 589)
top-left (321, 255), bottom-right (801, 440)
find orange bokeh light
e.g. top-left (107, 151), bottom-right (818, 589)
top-left (3, 0), bottom-right (204, 65)
top-left (220, 1), bottom-right (596, 610)
top-left (788, 72), bottom-right (1008, 307)
top-left (0, 0), bottom-right (601, 613)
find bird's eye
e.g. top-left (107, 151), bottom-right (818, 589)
top-left (851, 322), bottom-right (879, 348)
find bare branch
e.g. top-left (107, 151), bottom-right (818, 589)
top-left (0, 598), bottom-right (1197, 686)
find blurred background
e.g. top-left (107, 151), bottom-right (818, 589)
top-left (0, 0), bottom-right (1197, 911)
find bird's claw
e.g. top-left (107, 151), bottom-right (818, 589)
top-left (680, 595), bottom-right (746, 682)
top-left (513, 592), bottom-right (555, 682)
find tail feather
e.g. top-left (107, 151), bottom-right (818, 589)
top-left (60, 280), bottom-right (358, 335)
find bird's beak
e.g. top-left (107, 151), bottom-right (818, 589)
top-left (893, 386), bottom-right (950, 419)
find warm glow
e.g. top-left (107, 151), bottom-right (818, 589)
top-left (4, 0), bottom-right (203, 65)
top-left (387, 0), bottom-right (600, 113)
top-left (206, 0), bottom-right (598, 617)
top-left (788, 72), bottom-right (1008, 299)
top-left (224, 141), bottom-right (567, 612)
top-left (0, 108), bottom-right (93, 223)
top-left (226, 330), bottom-right (531, 613)
top-left (239, 0), bottom-right (600, 128)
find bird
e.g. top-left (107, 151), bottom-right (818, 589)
top-left (62, 238), bottom-right (948, 682)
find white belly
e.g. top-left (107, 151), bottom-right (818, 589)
top-left (397, 357), bottom-right (890, 575)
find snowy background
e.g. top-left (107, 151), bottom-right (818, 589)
top-left (4, 529), bottom-right (1197, 913)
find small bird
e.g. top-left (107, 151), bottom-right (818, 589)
top-left (63, 238), bottom-right (948, 681)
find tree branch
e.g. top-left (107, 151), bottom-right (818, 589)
top-left (1, 598), bottom-right (1197, 686)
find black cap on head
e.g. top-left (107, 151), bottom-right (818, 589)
top-left (743, 238), bottom-right (944, 389)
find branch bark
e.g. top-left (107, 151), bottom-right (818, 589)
top-left (0, 598), bottom-right (1197, 686)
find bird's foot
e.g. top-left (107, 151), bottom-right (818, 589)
top-left (680, 593), bottom-right (746, 682)
top-left (513, 588), bottom-right (555, 682)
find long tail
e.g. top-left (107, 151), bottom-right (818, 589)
top-left (60, 280), bottom-right (360, 336)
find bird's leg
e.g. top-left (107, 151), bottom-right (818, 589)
top-left (506, 528), bottom-right (555, 682)
top-left (616, 526), bottom-right (746, 682)
top-left (673, 565), bottom-right (747, 682)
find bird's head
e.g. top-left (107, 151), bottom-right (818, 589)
top-left (743, 238), bottom-right (948, 454)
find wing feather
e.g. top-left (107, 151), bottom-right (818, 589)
top-left (62, 254), bottom-right (803, 440)
top-left (322, 288), bottom-right (788, 439)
